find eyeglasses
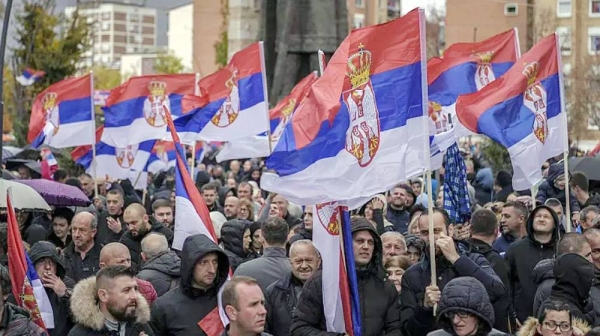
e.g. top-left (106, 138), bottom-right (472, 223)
top-left (542, 321), bottom-right (571, 332)
top-left (444, 311), bottom-right (470, 320)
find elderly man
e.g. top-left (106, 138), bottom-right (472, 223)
top-left (138, 233), bottom-right (182, 296)
top-left (64, 211), bottom-right (102, 283)
top-left (381, 231), bottom-right (406, 264)
top-left (266, 240), bottom-right (320, 336)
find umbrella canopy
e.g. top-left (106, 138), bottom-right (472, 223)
top-left (14, 179), bottom-right (91, 207)
top-left (569, 157), bottom-right (600, 181)
top-left (0, 179), bottom-right (51, 212)
top-left (1, 170), bottom-right (16, 180)
top-left (2, 146), bottom-right (23, 162)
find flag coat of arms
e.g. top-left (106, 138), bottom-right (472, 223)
top-left (101, 74), bottom-right (196, 147)
top-left (456, 34), bottom-right (566, 190)
top-left (28, 74), bottom-right (95, 148)
top-left (427, 29), bottom-right (520, 169)
top-left (216, 71), bottom-right (318, 162)
top-left (261, 9), bottom-right (428, 207)
top-left (174, 42), bottom-right (269, 143)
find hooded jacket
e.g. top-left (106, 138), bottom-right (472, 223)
top-left (506, 205), bottom-right (560, 323)
top-left (532, 259), bottom-right (555, 317)
top-left (546, 253), bottom-right (596, 324)
top-left (220, 219), bottom-right (251, 272)
top-left (67, 276), bottom-right (153, 336)
top-left (218, 186), bottom-right (236, 210)
top-left (0, 303), bottom-right (47, 336)
top-left (28, 241), bottom-right (76, 336)
top-left (137, 250), bottom-right (182, 297)
top-left (427, 277), bottom-right (507, 336)
top-left (150, 234), bottom-right (229, 336)
top-left (290, 218), bottom-right (401, 336)
top-left (119, 218), bottom-right (174, 267)
top-left (401, 238), bottom-right (505, 336)
top-left (536, 163), bottom-right (580, 213)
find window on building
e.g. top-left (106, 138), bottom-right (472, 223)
top-left (591, 0), bottom-right (600, 15)
top-left (101, 22), bottom-right (110, 31)
top-left (353, 13), bottom-right (365, 29)
top-left (101, 43), bottom-right (110, 53)
top-left (101, 11), bottom-right (110, 20)
top-left (504, 3), bottom-right (518, 16)
top-left (355, 0), bottom-right (364, 8)
top-left (589, 28), bottom-right (600, 54)
top-left (557, 0), bottom-right (571, 17)
top-left (556, 27), bottom-right (572, 55)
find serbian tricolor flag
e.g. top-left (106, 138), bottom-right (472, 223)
top-left (216, 71), bottom-right (318, 162)
top-left (261, 9), bottom-right (429, 207)
top-left (6, 189), bottom-right (54, 330)
top-left (173, 42), bottom-right (269, 144)
top-left (101, 74), bottom-right (196, 147)
top-left (313, 203), bottom-right (361, 335)
top-left (16, 68), bottom-right (45, 86)
top-left (427, 29), bottom-right (520, 169)
top-left (456, 34), bottom-right (567, 190)
top-left (144, 140), bottom-right (207, 174)
top-left (28, 74), bottom-right (95, 148)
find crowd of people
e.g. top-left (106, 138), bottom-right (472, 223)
top-left (2, 147), bottom-right (600, 336)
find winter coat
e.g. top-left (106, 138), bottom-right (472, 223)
top-left (532, 259), bottom-right (555, 318)
top-left (137, 250), bottom-right (181, 297)
top-left (67, 276), bottom-right (153, 336)
top-left (220, 219), bottom-right (252, 272)
top-left (0, 303), bottom-right (48, 336)
top-left (288, 228), bottom-right (312, 245)
top-left (535, 163), bottom-right (580, 213)
top-left (290, 219), bottom-right (401, 336)
top-left (28, 241), bottom-right (76, 336)
top-left (119, 219), bottom-right (174, 266)
top-left (400, 241), bottom-right (505, 336)
top-left (136, 278), bottom-right (158, 306)
top-left (63, 241), bottom-right (102, 283)
top-left (96, 211), bottom-right (125, 246)
top-left (234, 247), bottom-right (291, 292)
top-left (468, 238), bottom-right (515, 333)
top-left (506, 205), bottom-right (559, 323)
top-left (265, 272), bottom-right (303, 336)
top-left (372, 209), bottom-right (395, 234)
top-left (46, 231), bottom-right (72, 250)
top-left (491, 234), bottom-right (516, 256)
top-left (473, 168), bottom-right (494, 206)
top-left (386, 207), bottom-right (410, 233)
top-left (150, 234), bottom-right (230, 336)
top-left (582, 193), bottom-right (600, 209)
top-left (427, 277), bottom-right (507, 336)
top-left (516, 317), bottom-right (590, 336)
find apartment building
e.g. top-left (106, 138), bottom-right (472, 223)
top-left (65, 1), bottom-right (157, 69)
top-left (348, 0), bottom-right (390, 30)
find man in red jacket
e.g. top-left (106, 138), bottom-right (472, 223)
top-left (99, 242), bottom-right (158, 305)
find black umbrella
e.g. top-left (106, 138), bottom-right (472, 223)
top-left (569, 157), bottom-right (600, 181)
top-left (4, 159), bottom-right (42, 179)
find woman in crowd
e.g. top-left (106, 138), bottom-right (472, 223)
top-left (404, 234), bottom-right (424, 266)
top-left (384, 255), bottom-right (410, 294)
top-left (238, 198), bottom-right (256, 221)
top-left (518, 300), bottom-right (589, 336)
top-left (46, 207), bottom-right (74, 251)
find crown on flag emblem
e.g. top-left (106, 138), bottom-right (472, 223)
top-left (42, 92), bottom-right (57, 110)
top-left (474, 51), bottom-right (494, 64)
top-left (148, 80), bottom-right (167, 96)
top-left (346, 43), bottom-right (372, 88)
top-left (428, 101), bottom-right (442, 120)
top-left (523, 62), bottom-right (540, 86)
top-left (281, 98), bottom-right (297, 117)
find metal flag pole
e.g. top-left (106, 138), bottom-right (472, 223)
top-left (90, 70), bottom-right (99, 198)
top-left (190, 73), bottom-right (201, 179)
top-left (0, 0), bottom-right (14, 167)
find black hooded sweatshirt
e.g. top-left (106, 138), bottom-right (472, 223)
top-left (505, 205), bottom-right (560, 323)
top-left (150, 234), bottom-right (229, 336)
top-left (220, 219), bottom-right (252, 272)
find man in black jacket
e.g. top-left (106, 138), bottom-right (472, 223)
top-left (96, 189), bottom-right (127, 245)
top-left (290, 217), bottom-right (401, 336)
top-left (63, 212), bottom-right (102, 283)
top-left (468, 209), bottom-right (515, 333)
top-left (400, 208), bottom-right (505, 336)
top-left (150, 234), bottom-right (229, 335)
top-left (265, 240), bottom-right (320, 336)
top-left (120, 203), bottom-right (173, 266)
top-left (506, 204), bottom-right (560, 324)
top-left (29, 241), bottom-right (75, 336)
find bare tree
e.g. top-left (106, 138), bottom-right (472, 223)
top-left (567, 55), bottom-right (600, 138)
top-left (426, 5), bottom-right (445, 59)
top-left (531, 5), bottom-right (557, 46)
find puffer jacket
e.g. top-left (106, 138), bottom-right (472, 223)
top-left (535, 163), bottom-right (580, 213)
top-left (265, 272), bottom-right (302, 336)
top-left (137, 250), bottom-right (181, 296)
top-left (0, 303), bottom-right (48, 336)
top-left (427, 277), bottom-right (507, 336)
top-left (220, 219), bottom-right (252, 271)
top-left (532, 259), bottom-right (555, 317)
top-left (506, 205), bottom-right (560, 323)
top-left (150, 234), bottom-right (229, 336)
top-left (28, 241), bottom-right (76, 336)
top-left (290, 218), bottom-right (401, 336)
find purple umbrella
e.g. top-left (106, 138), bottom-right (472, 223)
top-left (15, 179), bottom-right (91, 207)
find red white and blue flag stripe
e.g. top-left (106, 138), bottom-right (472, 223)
top-left (16, 68), bottom-right (45, 86)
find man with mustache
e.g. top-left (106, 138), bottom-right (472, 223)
top-left (68, 265), bottom-right (153, 336)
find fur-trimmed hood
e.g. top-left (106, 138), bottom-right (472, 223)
top-left (70, 276), bottom-right (151, 331)
top-left (516, 317), bottom-right (591, 336)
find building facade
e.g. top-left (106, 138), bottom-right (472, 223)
top-left (228, 0), bottom-right (261, 59)
top-left (65, 2), bottom-right (157, 69)
top-left (168, 3), bottom-right (194, 71)
top-left (347, 0), bottom-right (390, 30)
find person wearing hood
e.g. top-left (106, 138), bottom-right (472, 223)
top-left (138, 233), bottom-right (181, 297)
top-left (493, 201), bottom-right (529, 255)
top-left (468, 209), bottom-right (515, 333)
top-left (220, 219), bottom-right (253, 272)
top-left (290, 217), bottom-right (401, 336)
top-left (120, 203), bottom-right (173, 267)
top-left (427, 277), bottom-right (507, 336)
top-left (494, 170), bottom-right (514, 203)
top-left (400, 208), bottom-right (505, 336)
top-left (517, 300), bottom-right (590, 336)
top-left (68, 265), bottom-right (154, 336)
top-left (571, 172), bottom-right (600, 210)
top-left (536, 163), bottom-right (581, 221)
top-left (219, 186), bottom-right (237, 214)
top-left (506, 205), bottom-right (561, 324)
top-left (150, 234), bottom-right (230, 335)
top-left (29, 241), bottom-right (76, 336)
